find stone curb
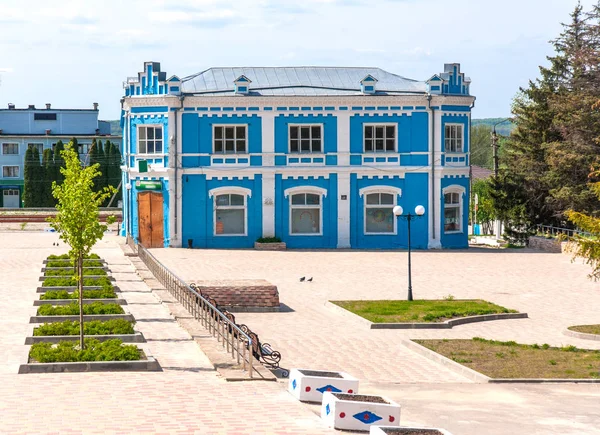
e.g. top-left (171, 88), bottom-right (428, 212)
top-left (39, 275), bottom-right (115, 282)
top-left (563, 329), bottom-right (600, 342)
top-left (224, 306), bottom-right (281, 313)
top-left (18, 356), bottom-right (161, 374)
top-left (401, 339), bottom-right (490, 383)
top-left (30, 314), bottom-right (135, 324)
top-left (403, 340), bottom-right (600, 384)
top-left (25, 332), bottom-right (146, 344)
top-left (371, 313), bottom-right (528, 329)
top-left (37, 286), bottom-right (121, 293)
top-left (43, 259), bottom-right (107, 265)
top-left (326, 301), bottom-right (528, 329)
top-left (34, 298), bottom-right (126, 306)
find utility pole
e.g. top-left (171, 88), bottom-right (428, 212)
top-left (491, 129), bottom-right (499, 177)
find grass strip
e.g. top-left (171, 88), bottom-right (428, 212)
top-left (40, 289), bottom-right (117, 300)
top-left (568, 325), bottom-right (600, 335)
top-left (331, 299), bottom-right (517, 323)
top-left (415, 337), bottom-right (600, 379)
top-left (44, 268), bottom-right (107, 277)
top-left (33, 319), bottom-right (135, 336)
top-left (37, 302), bottom-right (124, 316)
top-left (29, 339), bottom-right (140, 363)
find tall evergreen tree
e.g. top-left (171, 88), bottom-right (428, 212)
top-left (31, 147), bottom-right (44, 206)
top-left (42, 148), bottom-right (55, 207)
top-left (96, 140), bottom-right (108, 197)
top-left (54, 140), bottom-right (66, 186)
top-left (23, 146), bottom-right (35, 207)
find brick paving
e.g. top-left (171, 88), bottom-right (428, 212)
top-left (1, 232), bottom-right (600, 434)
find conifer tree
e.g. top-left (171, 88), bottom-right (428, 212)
top-left (54, 141), bottom-right (66, 186)
top-left (23, 146), bottom-right (35, 207)
top-left (30, 147), bottom-right (44, 206)
top-left (42, 148), bottom-right (55, 207)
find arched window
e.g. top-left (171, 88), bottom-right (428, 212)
top-left (208, 187), bottom-right (252, 236)
top-left (442, 185), bottom-right (465, 233)
top-left (284, 186), bottom-right (327, 236)
top-left (359, 186), bottom-right (402, 235)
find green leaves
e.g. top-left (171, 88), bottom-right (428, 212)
top-left (37, 302), bottom-right (124, 316)
top-left (29, 339), bottom-right (140, 363)
top-left (33, 320), bottom-right (134, 336)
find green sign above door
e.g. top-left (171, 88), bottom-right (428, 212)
top-left (136, 180), bottom-right (162, 191)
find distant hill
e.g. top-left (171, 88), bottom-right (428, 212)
top-left (106, 117), bottom-right (515, 137)
top-left (472, 118), bottom-right (514, 136)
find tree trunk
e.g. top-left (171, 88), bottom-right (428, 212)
top-left (78, 253), bottom-right (84, 350)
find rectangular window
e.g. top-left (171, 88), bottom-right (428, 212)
top-left (364, 125), bottom-right (395, 152)
top-left (215, 193), bottom-right (246, 235)
top-left (2, 143), bottom-right (19, 155)
top-left (445, 124), bottom-right (463, 153)
top-left (138, 126), bottom-right (163, 154)
top-left (365, 193), bottom-right (395, 234)
top-left (290, 193), bottom-right (321, 234)
top-left (2, 166), bottom-right (19, 178)
top-left (214, 126), bottom-right (246, 154)
top-left (289, 125), bottom-right (322, 153)
top-left (28, 143), bottom-right (43, 156)
top-left (34, 113), bottom-right (57, 121)
top-left (444, 192), bottom-right (461, 232)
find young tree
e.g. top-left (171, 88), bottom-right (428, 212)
top-left (471, 179), bottom-right (497, 235)
top-left (48, 143), bottom-right (116, 349)
top-left (470, 125), bottom-right (494, 169)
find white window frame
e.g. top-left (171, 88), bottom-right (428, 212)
top-left (3, 189), bottom-right (19, 196)
top-left (213, 125), bottom-right (248, 154)
top-left (442, 185), bottom-right (465, 234)
top-left (284, 186), bottom-right (327, 236)
top-left (2, 143), bottom-right (19, 155)
top-left (444, 123), bottom-right (464, 153)
top-left (28, 143), bottom-right (44, 157)
top-left (359, 186), bottom-right (402, 235)
top-left (137, 124), bottom-right (164, 155)
top-left (289, 124), bottom-right (323, 153)
top-left (208, 187), bottom-right (251, 237)
top-left (2, 166), bottom-right (20, 178)
top-left (363, 123), bottom-right (397, 153)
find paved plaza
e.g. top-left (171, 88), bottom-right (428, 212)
top-left (0, 230), bottom-right (599, 434)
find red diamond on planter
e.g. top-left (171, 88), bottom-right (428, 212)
top-left (389, 416), bottom-right (395, 422)
top-left (339, 412), bottom-right (346, 418)
top-left (305, 387), bottom-right (311, 392)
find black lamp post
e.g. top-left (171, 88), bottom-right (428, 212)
top-left (393, 205), bottom-right (426, 302)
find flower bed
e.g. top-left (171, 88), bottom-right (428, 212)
top-left (47, 254), bottom-right (101, 260)
top-left (37, 302), bottom-right (124, 316)
top-left (42, 277), bottom-right (114, 288)
top-left (370, 427), bottom-right (452, 435)
top-left (45, 260), bottom-right (104, 268)
top-left (44, 268), bottom-right (108, 277)
top-left (321, 392), bottom-right (401, 432)
top-left (289, 368), bottom-right (359, 403)
top-left (29, 338), bottom-right (140, 363)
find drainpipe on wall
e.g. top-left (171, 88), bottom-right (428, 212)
top-left (427, 94), bottom-right (436, 241)
top-left (468, 98), bottom-right (476, 235)
top-left (173, 95), bottom-right (185, 242)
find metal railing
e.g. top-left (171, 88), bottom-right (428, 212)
top-left (136, 243), bottom-right (254, 378)
top-left (536, 224), bottom-right (592, 238)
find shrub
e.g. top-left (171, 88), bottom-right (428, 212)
top-left (46, 260), bottom-right (103, 268)
top-left (44, 268), bottom-right (107, 277)
top-left (40, 288), bottom-right (117, 300)
top-left (256, 237), bottom-right (282, 243)
top-left (47, 253), bottom-right (100, 260)
top-left (29, 339), bottom-right (140, 363)
top-left (33, 319), bottom-right (135, 336)
top-left (37, 302), bottom-right (124, 316)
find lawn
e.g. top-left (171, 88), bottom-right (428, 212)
top-left (330, 299), bottom-right (517, 323)
top-left (415, 338), bottom-right (600, 379)
top-left (568, 324), bottom-right (600, 335)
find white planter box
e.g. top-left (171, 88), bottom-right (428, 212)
top-left (370, 426), bottom-right (453, 435)
top-left (321, 392), bottom-right (401, 432)
top-left (288, 368), bottom-right (359, 403)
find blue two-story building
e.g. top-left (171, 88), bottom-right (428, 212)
top-left (121, 62), bottom-right (473, 249)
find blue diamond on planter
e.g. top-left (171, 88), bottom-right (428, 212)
top-left (326, 404), bottom-right (331, 415)
top-left (353, 410), bottom-right (382, 424)
top-left (292, 379), bottom-right (297, 389)
top-left (317, 384), bottom-right (342, 394)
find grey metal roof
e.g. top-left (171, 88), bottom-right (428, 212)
top-left (180, 67), bottom-right (427, 96)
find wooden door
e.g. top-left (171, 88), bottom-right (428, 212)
top-left (138, 192), bottom-right (164, 248)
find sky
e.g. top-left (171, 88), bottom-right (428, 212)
top-left (0, 0), bottom-right (596, 120)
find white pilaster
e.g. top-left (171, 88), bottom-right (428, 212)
top-left (429, 109), bottom-right (443, 248)
top-left (262, 111), bottom-right (275, 167)
top-left (336, 111), bottom-right (350, 166)
top-left (337, 173), bottom-right (351, 248)
top-left (262, 173), bottom-right (276, 237)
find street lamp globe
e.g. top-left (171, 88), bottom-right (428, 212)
top-left (415, 205), bottom-right (425, 216)
top-left (393, 205), bottom-right (403, 216)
